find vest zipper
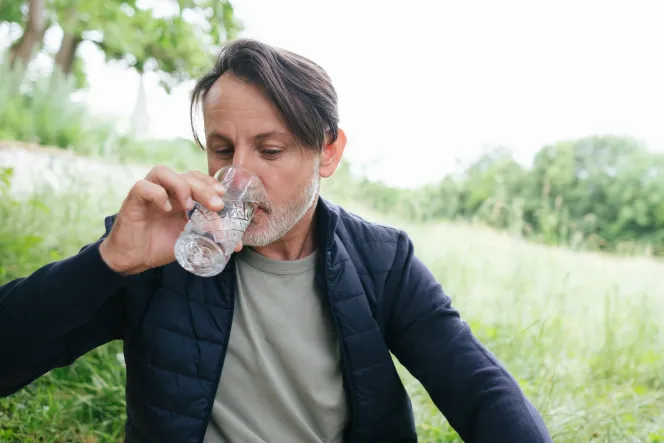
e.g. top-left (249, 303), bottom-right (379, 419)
top-left (197, 270), bottom-right (236, 443)
top-left (323, 249), bottom-right (359, 443)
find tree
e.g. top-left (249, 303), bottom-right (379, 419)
top-left (82, 0), bottom-right (242, 91)
top-left (3, 0), bottom-right (241, 92)
top-left (460, 146), bottom-right (526, 217)
top-left (6, 0), bottom-right (48, 68)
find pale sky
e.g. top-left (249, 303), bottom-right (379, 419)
top-left (33, 0), bottom-right (664, 187)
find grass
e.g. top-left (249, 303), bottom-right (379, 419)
top-left (1, 164), bottom-right (664, 442)
top-left (401, 222), bottom-right (664, 442)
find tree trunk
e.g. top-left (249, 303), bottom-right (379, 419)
top-left (9, 0), bottom-right (47, 68)
top-left (54, 33), bottom-right (82, 75)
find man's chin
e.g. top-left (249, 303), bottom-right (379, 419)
top-left (241, 235), bottom-right (271, 248)
top-left (242, 223), bottom-right (269, 248)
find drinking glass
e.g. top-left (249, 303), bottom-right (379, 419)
top-left (174, 166), bottom-right (266, 277)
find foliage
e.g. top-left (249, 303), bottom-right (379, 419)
top-left (345, 135), bottom-right (664, 256)
top-left (81, 0), bottom-right (241, 91)
top-left (0, 60), bottom-right (111, 149)
top-left (1, 0), bottom-right (241, 91)
top-left (0, 167), bottom-right (50, 283)
top-left (1, 171), bottom-right (663, 442)
top-left (0, 0), bottom-right (24, 25)
top-left (0, 60), bottom-right (205, 172)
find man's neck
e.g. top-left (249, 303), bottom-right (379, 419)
top-left (250, 201), bottom-right (319, 261)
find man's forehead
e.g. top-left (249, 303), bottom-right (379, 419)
top-left (204, 74), bottom-right (260, 106)
top-left (203, 77), bottom-right (290, 126)
top-left (204, 79), bottom-right (224, 103)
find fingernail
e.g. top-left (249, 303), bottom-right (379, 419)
top-left (210, 196), bottom-right (223, 207)
top-left (214, 184), bottom-right (226, 194)
top-left (186, 197), bottom-right (194, 210)
top-left (164, 201), bottom-right (172, 212)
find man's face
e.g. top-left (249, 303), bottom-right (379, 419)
top-left (202, 73), bottom-right (321, 247)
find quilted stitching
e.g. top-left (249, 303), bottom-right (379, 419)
top-left (122, 198), bottom-right (416, 442)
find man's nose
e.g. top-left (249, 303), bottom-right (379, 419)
top-left (231, 148), bottom-right (255, 172)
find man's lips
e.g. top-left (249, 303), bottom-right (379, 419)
top-left (253, 207), bottom-right (268, 218)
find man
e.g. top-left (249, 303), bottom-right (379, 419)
top-left (0, 38), bottom-right (552, 442)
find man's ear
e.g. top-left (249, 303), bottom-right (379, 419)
top-left (319, 128), bottom-right (347, 178)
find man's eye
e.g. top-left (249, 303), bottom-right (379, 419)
top-left (262, 149), bottom-right (282, 158)
top-left (214, 149), bottom-right (233, 158)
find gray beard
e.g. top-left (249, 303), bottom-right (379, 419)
top-left (242, 162), bottom-right (320, 247)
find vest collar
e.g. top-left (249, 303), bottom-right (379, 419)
top-left (314, 196), bottom-right (340, 255)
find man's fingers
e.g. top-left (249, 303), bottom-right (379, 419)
top-left (146, 165), bottom-right (192, 211)
top-left (234, 240), bottom-right (243, 252)
top-left (146, 166), bottom-right (224, 213)
top-left (132, 179), bottom-right (172, 212)
top-left (186, 170), bottom-right (226, 194)
top-left (186, 176), bottom-right (225, 212)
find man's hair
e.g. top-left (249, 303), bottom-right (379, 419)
top-left (190, 38), bottom-right (339, 151)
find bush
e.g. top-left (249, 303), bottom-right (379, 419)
top-left (0, 61), bottom-right (204, 173)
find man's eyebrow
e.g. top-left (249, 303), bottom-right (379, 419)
top-left (206, 130), bottom-right (294, 146)
top-left (206, 131), bottom-right (233, 145)
top-left (254, 131), bottom-right (293, 141)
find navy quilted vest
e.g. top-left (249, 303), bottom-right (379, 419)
top-left (119, 197), bottom-right (416, 442)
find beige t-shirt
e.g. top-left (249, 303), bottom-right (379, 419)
top-left (203, 247), bottom-right (348, 443)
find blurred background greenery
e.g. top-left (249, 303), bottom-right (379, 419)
top-left (1, 0), bottom-right (664, 442)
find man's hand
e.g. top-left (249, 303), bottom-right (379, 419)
top-left (99, 165), bottom-right (231, 275)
